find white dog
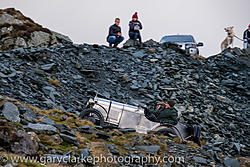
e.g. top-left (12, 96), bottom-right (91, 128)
top-left (221, 26), bottom-right (234, 51)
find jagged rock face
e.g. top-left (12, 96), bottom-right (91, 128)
top-left (0, 39), bottom-right (249, 160)
top-left (0, 13), bottom-right (23, 25)
top-left (0, 8), bottom-right (72, 50)
top-left (0, 120), bottom-right (38, 155)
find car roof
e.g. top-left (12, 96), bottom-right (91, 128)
top-left (160, 35), bottom-right (195, 43)
top-left (163, 35), bottom-right (193, 37)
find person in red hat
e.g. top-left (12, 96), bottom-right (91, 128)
top-left (129, 12), bottom-right (143, 47)
top-left (243, 24), bottom-right (250, 49)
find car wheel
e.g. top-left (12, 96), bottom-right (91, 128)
top-left (79, 108), bottom-right (104, 126)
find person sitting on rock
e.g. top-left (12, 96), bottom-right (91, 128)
top-left (129, 12), bottom-right (143, 47)
top-left (143, 100), bottom-right (201, 146)
top-left (107, 18), bottom-right (124, 48)
top-left (243, 24), bottom-right (250, 49)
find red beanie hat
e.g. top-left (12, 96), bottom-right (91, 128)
top-left (132, 12), bottom-right (138, 19)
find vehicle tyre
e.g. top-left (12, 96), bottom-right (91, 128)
top-left (79, 108), bottom-right (104, 126)
top-left (152, 125), bottom-right (183, 139)
top-left (152, 125), bottom-right (171, 132)
top-left (157, 128), bottom-right (176, 136)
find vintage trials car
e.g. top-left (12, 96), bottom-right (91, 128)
top-left (79, 97), bottom-right (190, 140)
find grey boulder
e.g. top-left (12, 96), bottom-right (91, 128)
top-left (25, 123), bottom-right (57, 134)
top-left (1, 102), bottom-right (20, 123)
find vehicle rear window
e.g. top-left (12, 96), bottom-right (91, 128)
top-left (161, 35), bottom-right (195, 43)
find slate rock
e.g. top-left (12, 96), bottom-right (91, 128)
top-left (80, 148), bottom-right (90, 158)
top-left (78, 129), bottom-right (97, 134)
top-left (95, 131), bottom-right (111, 139)
top-left (25, 123), bottom-right (57, 134)
top-left (60, 129), bottom-right (76, 137)
top-left (110, 149), bottom-right (120, 155)
top-left (233, 142), bottom-right (241, 153)
top-left (0, 13), bottom-right (23, 24)
top-left (130, 85), bottom-right (139, 90)
top-left (59, 133), bottom-right (79, 146)
top-left (0, 120), bottom-right (38, 155)
top-left (123, 39), bottom-right (135, 48)
top-left (193, 156), bottom-right (208, 165)
top-left (11, 130), bottom-right (39, 155)
top-left (54, 124), bottom-right (69, 132)
top-left (20, 118), bottom-right (29, 125)
top-left (72, 75), bottom-right (83, 80)
top-left (223, 157), bottom-right (240, 167)
top-left (63, 150), bottom-right (72, 155)
top-left (27, 31), bottom-right (51, 47)
top-left (1, 102), bottom-right (20, 123)
top-left (42, 86), bottom-right (56, 95)
top-left (41, 63), bottom-right (56, 71)
top-left (162, 78), bottom-right (174, 84)
top-left (77, 126), bottom-right (92, 131)
top-left (132, 51), bottom-right (145, 58)
top-left (136, 145), bottom-right (160, 153)
top-left (0, 72), bottom-right (8, 78)
top-left (216, 95), bottom-right (232, 104)
top-left (41, 116), bottom-right (55, 125)
top-left (224, 52), bottom-right (236, 59)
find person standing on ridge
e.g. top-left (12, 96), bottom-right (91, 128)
top-left (129, 12), bottom-right (143, 47)
top-left (107, 18), bottom-right (124, 48)
top-left (243, 24), bottom-right (250, 49)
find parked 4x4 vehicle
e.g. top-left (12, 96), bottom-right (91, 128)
top-left (160, 35), bottom-right (203, 55)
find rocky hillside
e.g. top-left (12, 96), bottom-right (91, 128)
top-left (0, 8), bottom-right (72, 50)
top-left (0, 40), bottom-right (249, 166)
top-left (0, 7), bottom-right (250, 167)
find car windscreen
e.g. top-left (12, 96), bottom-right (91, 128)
top-left (161, 35), bottom-right (195, 43)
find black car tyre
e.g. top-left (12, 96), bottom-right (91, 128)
top-left (79, 108), bottom-right (104, 126)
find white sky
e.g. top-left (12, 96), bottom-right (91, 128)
top-left (1, 0), bottom-right (250, 57)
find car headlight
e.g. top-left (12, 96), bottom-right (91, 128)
top-left (185, 44), bottom-right (196, 49)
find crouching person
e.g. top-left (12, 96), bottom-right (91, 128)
top-left (129, 12), bottom-right (143, 47)
top-left (107, 18), bottom-right (124, 48)
top-left (144, 100), bottom-right (201, 146)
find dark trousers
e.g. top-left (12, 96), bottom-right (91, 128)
top-left (107, 36), bottom-right (124, 46)
top-left (129, 31), bottom-right (142, 43)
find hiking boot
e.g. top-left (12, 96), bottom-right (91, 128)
top-left (113, 44), bottom-right (118, 48)
top-left (109, 43), bottom-right (112, 47)
top-left (140, 42), bottom-right (143, 48)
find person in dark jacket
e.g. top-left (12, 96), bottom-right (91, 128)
top-left (129, 12), bottom-right (143, 47)
top-left (243, 24), bottom-right (250, 49)
top-left (107, 18), bottom-right (124, 47)
top-left (144, 100), bottom-right (179, 125)
top-left (143, 100), bottom-right (201, 146)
